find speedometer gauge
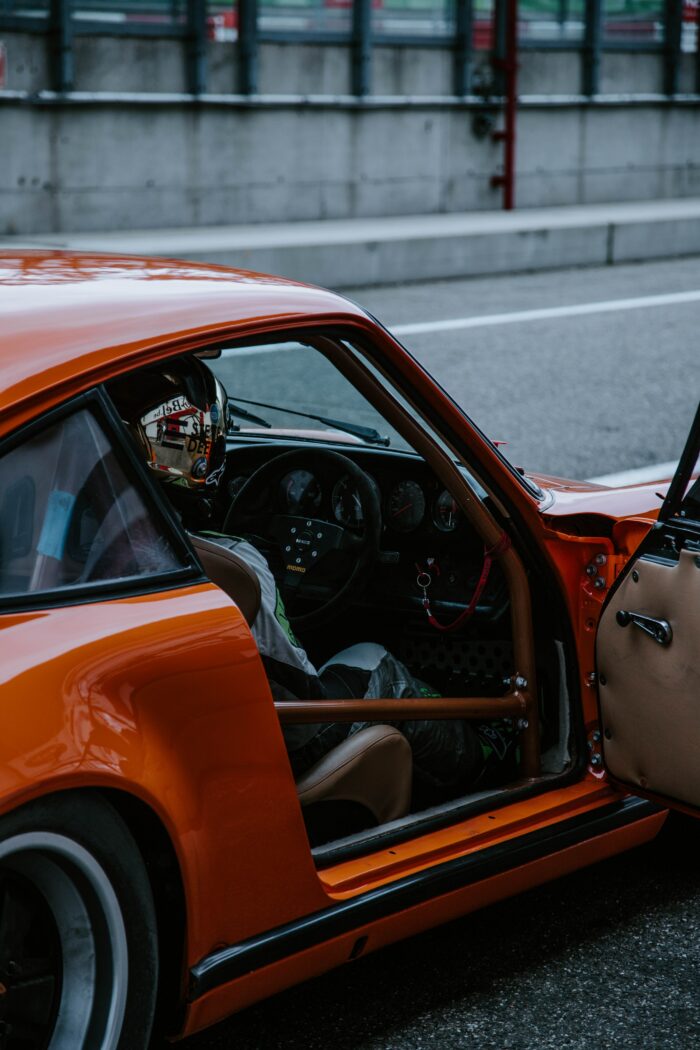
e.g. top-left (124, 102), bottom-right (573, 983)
top-left (280, 470), bottom-right (322, 515)
top-left (389, 480), bottom-right (425, 533)
top-left (433, 489), bottom-right (461, 532)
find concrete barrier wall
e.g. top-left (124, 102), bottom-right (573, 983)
top-left (3, 97), bottom-right (699, 235)
top-left (1, 31), bottom-right (699, 235)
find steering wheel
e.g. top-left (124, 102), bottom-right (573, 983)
top-left (223, 448), bottom-right (381, 630)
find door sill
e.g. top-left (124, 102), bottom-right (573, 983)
top-left (312, 765), bottom-right (581, 870)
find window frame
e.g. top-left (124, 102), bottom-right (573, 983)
top-left (659, 401), bottom-right (700, 526)
top-left (0, 385), bottom-right (205, 614)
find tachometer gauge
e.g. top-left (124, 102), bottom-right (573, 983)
top-left (280, 470), bottom-right (322, 515)
top-left (433, 489), bottom-right (461, 532)
top-left (332, 475), bottom-right (363, 529)
top-left (389, 480), bottom-right (425, 533)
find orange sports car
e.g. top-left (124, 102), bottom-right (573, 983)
top-left (1, 251), bottom-right (698, 1049)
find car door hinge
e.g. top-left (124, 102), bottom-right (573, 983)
top-left (587, 727), bottom-right (606, 779)
top-left (583, 551), bottom-right (627, 597)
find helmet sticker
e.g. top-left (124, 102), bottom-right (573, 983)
top-left (192, 457), bottom-right (209, 479)
top-left (205, 461), bottom-right (226, 487)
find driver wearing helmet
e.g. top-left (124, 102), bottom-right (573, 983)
top-left (109, 357), bottom-right (512, 804)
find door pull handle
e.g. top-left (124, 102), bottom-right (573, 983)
top-left (616, 610), bottom-right (673, 646)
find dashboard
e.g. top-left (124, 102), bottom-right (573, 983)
top-left (217, 438), bottom-right (508, 621)
top-left (228, 461), bottom-right (463, 536)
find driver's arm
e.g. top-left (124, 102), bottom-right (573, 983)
top-left (193, 531), bottom-right (324, 701)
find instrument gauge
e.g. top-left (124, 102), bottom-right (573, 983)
top-left (227, 475), bottom-right (249, 500)
top-left (389, 480), bottom-right (425, 533)
top-left (332, 475), bottom-right (364, 529)
top-left (433, 489), bottom-right (461, 532)
top-left (280, 469), bottom-right (322, 516)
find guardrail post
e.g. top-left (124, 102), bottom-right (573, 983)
top-left (663, 0), bottom-right (683, 95)
top-left (582, 0), bottom-right (602, 96)
top-left (238, 0), bottom-right (259, 95)
top-left (454, 0), bottom-right (474, 96)
top-left (352, 0), bottom-right (372, 96)
top-left (491, 0), bottom-right (507, 95)
top-left (186, 0), bottom-right (208, 95)
top-left (490, 0), bottom-right (517, 209)
top-left (48, 0), bottom-right (73, 93)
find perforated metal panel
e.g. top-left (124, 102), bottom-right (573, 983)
top-left (398, 630), bottom-right (514, 690)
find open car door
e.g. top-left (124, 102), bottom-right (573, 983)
top-left (596, 401), bottom-right (700, 812)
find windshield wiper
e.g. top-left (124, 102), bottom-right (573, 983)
top-left (226, 400), bottom-right (272, 429)
top-left (228, 396), bottom-right (390, 447)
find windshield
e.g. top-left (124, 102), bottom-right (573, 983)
top-left (208, 340), bottom-right (412, 452)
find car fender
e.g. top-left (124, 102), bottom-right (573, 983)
top-left (0, 582), bottom-right (330, 968)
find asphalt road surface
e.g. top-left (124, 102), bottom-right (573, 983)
top-left (350, 255), bottom-right (700, 482)
top-left (172, 256), bottom-right (700, 1050)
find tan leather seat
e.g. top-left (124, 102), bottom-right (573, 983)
top-left (191, 534), bottom-right (261, 627)
top-left (296, 724), bottom-right (413, 825)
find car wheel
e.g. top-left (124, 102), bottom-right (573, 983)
top-left (0, 792), bottom-right (158, 1050)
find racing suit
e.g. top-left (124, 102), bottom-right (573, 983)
top-left (201, 534), bottom-right (513, 801)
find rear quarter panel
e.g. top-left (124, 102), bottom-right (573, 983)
top-left (0, 583), bottom-right (330, 965)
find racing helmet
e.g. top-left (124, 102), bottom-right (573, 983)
top-left (113, 356), bottom-right (229, 494)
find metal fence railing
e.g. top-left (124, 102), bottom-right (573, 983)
top-left (0, 0), bottom-right (697, 95)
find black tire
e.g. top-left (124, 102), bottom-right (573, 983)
top-left (0, 791), bottom-right (158, 1050)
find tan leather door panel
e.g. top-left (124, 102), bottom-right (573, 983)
top-left (596, 549), bottom-right (700, 809)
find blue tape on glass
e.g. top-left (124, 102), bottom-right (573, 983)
top-left (37, 490), bottom-right (76, 561)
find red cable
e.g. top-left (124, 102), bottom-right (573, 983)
top-left (420, 532), bottom-right (512, 633)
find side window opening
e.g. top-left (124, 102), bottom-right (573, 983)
top-left (104, 343), bottom-right (575, 854)
top-left (0, 406), bottom-right (184, 600)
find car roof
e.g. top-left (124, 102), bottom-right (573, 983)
top-left (0, 251), bottom-right (368, 425)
